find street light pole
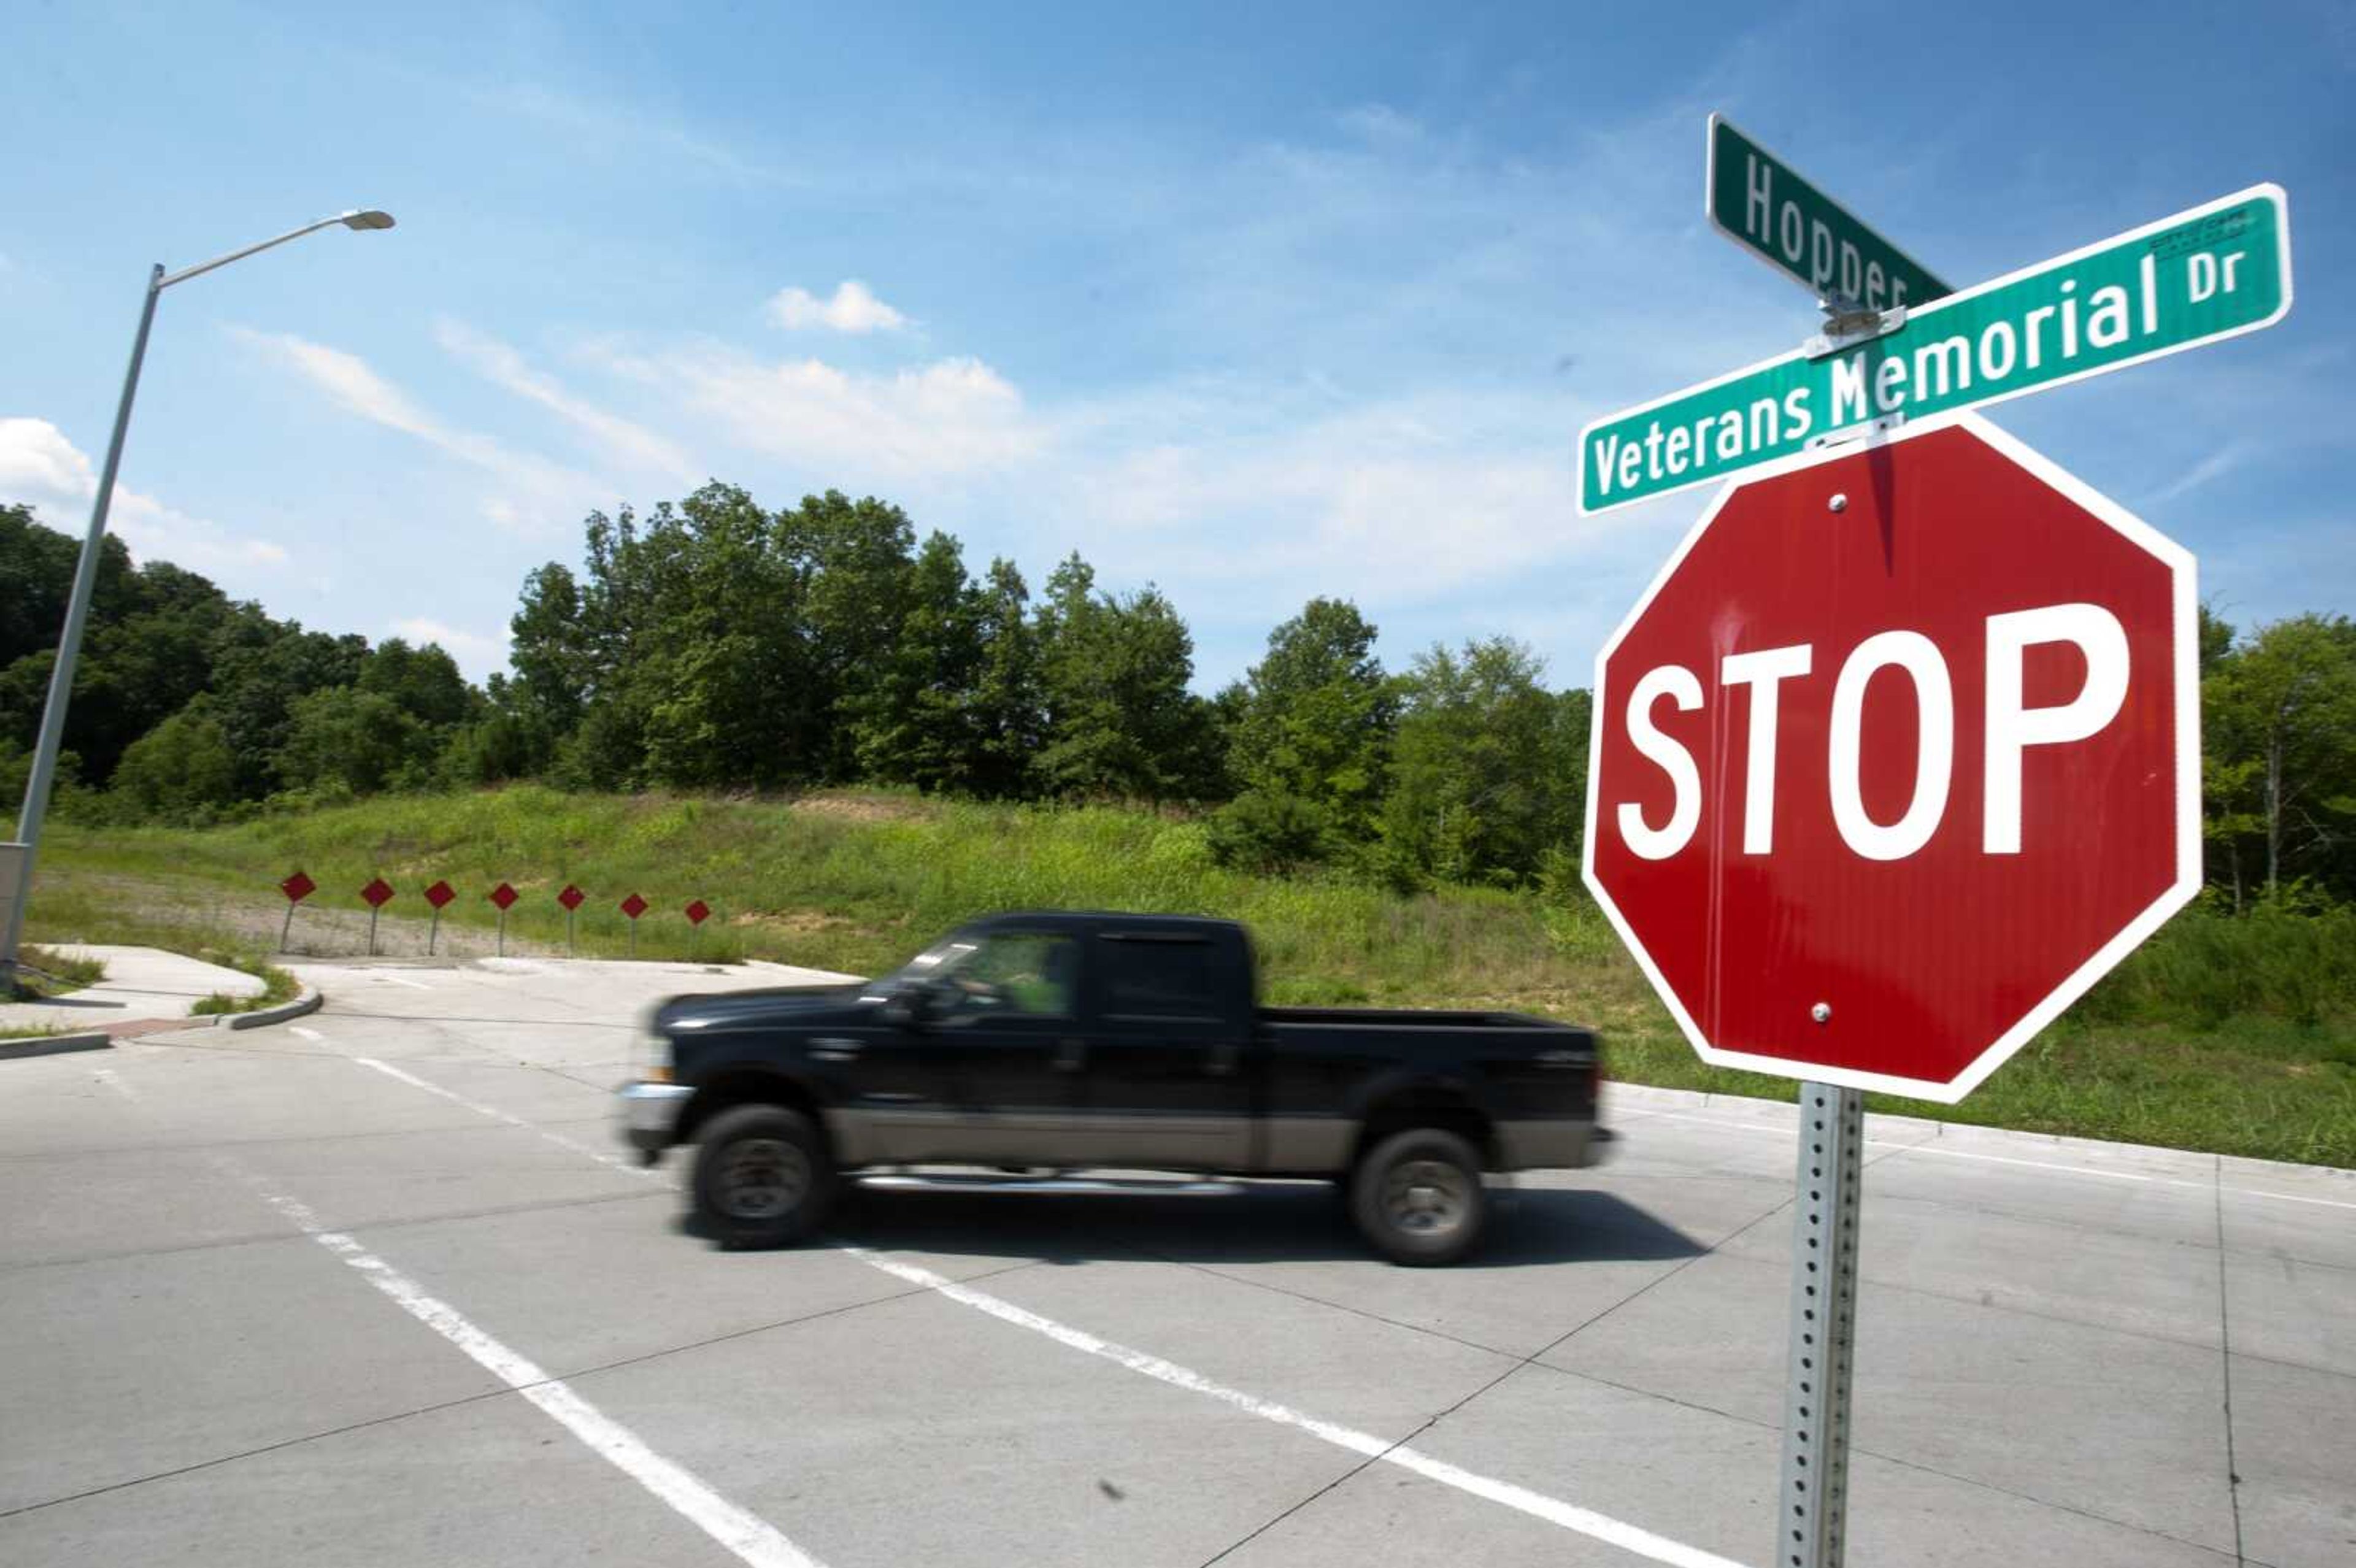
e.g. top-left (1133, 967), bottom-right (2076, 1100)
top-left (1, 210), bottom-right (395, 986)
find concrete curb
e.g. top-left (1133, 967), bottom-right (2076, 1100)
top-left (220, 985), bottom-right (324, 1031)
top-left (0, 1029), bottom-right (113, 1059)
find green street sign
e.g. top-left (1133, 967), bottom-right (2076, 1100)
top-left (1707, 114), bottom-right (1950, 310)
top-left (1579, 184), bottom-right (2292, 516)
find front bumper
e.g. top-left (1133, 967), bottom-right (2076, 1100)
top-left (618, 1080), bottom-right (695, 1155)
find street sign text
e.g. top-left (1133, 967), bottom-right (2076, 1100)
top-left (1707, 114), bottom-right (1949, 309)
top-left (1581, 185), bottom-right (2291, 514)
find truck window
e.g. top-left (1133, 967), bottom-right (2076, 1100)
top-left (945, 932), bottom-right (1079, 1018)
top-left (1099, 936), bottom-right (1220, 1021)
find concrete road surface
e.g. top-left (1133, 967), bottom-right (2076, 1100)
top-left (2, 955), bottom-right (2349, 1568)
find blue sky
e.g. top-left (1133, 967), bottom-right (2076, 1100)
top-left (4, 0), bottom-right (2350, 688)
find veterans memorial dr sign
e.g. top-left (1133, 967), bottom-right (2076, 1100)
top-left (1578, 185), bottom-right (2291, 515)
top-left (1580, 417), bottom-right (2198, 1101)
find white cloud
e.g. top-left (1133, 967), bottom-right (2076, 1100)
top-left (2146, 440), bottom-right (2255, 505)
top-left (764, 280), bottom-right (911, 334)
top-left (388, 616), bottom-right (509, 679)
top-left (453, 78), bottom-right (792, 186)
top-left (593, 342), bottom-right (1041, 481)
top-left (0, 416), bottom-right (292, 574)
top-left (434, 320), bottom-right (699, 483)
top-left (231, 326), bottom-right (608, 536)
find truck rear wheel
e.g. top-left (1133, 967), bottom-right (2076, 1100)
top-left (692, 1104), bottom-right (837, 1248)
top-left (1350, 1128), bottom-right (1487, 1266)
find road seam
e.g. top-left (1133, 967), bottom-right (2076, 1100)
top-left (847, 1246), bottom-right (1750, 1568)
top-left (2215, 1155), bottom-right (2250, 1567)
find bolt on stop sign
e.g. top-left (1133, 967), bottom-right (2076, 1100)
top-left (1582, 413), bottom-right (2198, 1101)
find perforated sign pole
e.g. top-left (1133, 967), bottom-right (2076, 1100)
top-left (1779, 1083), bottom-right (1865, 1568)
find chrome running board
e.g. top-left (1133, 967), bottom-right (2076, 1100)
top-left (855, 1172), bottom-right (1242, 1197)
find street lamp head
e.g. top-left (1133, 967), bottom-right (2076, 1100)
top-left (339, 209), bottom-right (397, 231)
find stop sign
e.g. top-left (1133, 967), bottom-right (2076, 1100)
top-left (1582, 415), bottom-right (2198, 1101)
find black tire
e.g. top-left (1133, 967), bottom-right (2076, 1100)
top-left (1350, 1128), bottom-right (1487, 1266)
top-left (691, 1105), bottom-right (837, 1248)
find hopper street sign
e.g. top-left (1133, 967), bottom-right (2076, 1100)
top-left (1707, 114), bottom-right (1950, 310)
top-left (360, 877), bottom-right (395, 909)
top-left (1579, 183), bottom-right (2292, 514)
top-left (488, 882), bottom-right (518, 911)
top-left (279, 870), bottom-right (316, 904)
top-left (1581, 415), bottom-right (2199, 1101)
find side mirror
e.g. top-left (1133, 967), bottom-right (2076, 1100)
top-left (882, 983), bottom-right (936, 1029)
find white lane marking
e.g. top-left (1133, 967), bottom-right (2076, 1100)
top-left (1628, 1108), bottom-right (2356, 1212)
top-left (356, 1058), bottom-right (1750, 1567)
top-left (846, 1247), bottom-right (1749, 1568)
top-left (89, 1067), bottom-right (820, 1568)
top-left (352, 1056), bottom-right (660, 1180)
top-left (377, 974), bottom-right (434, 991)
top-left (246, 1178), bottom-right (825, 1568)
top-left (291, 1026), bottom-right (325, 1042)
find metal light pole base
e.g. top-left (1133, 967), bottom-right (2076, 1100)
top-left (1778, 1082), bottom-right (1865, 1568)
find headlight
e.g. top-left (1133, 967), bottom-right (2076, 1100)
top-left (633, 1002), bottom-right (671, 1081)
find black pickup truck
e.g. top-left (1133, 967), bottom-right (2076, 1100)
top-left (619, 911), bottom-right (1606, 1264)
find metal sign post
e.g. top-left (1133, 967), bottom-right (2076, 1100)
top-left (1779, 1083), bottom-right (1865, 1568)
top-left (559, 885), bottom-right (584, 956)
top-left (490, 883), bottom-right (518, 956)
top-left (277, 861), bottom-right (315, 946)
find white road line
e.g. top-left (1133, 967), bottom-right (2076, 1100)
top-left (90, 1067), bottom-right (820, 1568)
top-left (250, 1178), bottom-right (825, 1568)
top-left (377, 974), bottom-right (434, 990)
top-left (290, 1026), bottom-right (325, 1042)
top-left (1626, 1108), bottom-right (2356, 1212)
top-left (356, 1057), bottom-right (1753, 1568)
top-left (352, 1056), bottom-right (660, 1180)
top-left (847, 1247), bottom-right (1750, 1568)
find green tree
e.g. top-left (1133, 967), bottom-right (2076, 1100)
top-left (2204, 613), bottom-right (2356, 903)
top-left (1377, 638), bottom-right (1573, 887)
top-left (360, 638), bottom-right (472, 728)
top-left (854, 531), bottom-right (988, 790)
top-left (1032, 555), bottom-right (1213, 801)
top-left (509, 562), bottom-right (595, 732)
top-left (1214, 598), bottom-right (1393, 863)
top-left (108, 698), bottom-right (238, 821)
top-left (964, 558), bottom-right (1044, 798)
top-left (787, 490), bottom-right (916, 783)
top-left (274, 686), bottom-right (431, 796)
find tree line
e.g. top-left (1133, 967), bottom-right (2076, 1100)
top-left (4, 490), bottom-right (2352, 904)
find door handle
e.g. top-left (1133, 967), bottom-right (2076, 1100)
top-left (810, 1037), bottom-right (863, 1063)
top-left (1207, 1040), bottom-right (1240, 1075)
top-left (1054, 1038), bottom-right (1087, 1072)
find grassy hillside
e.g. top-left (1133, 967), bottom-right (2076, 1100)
top-left (28, 786), bottom-right (2356, 1167)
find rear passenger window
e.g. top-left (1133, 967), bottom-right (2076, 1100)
top-left (1100, 937), bottom-right (1219, 1020)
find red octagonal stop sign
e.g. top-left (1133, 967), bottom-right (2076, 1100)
top-left (1582, 415), bottom-right (2198, 1102)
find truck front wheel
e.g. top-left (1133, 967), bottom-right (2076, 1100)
top-left (692, 1104), bottom-right (837, 1248)
top-left (1350, 1127), bottom-right (1487, 1266)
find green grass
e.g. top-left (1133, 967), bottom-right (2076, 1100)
top-left (7, 944), bottom-right (107, 1001)
top-left (28, 784), bottom-right (2356, 1167)
top-left (190, 962), bottom-right (301, 1017)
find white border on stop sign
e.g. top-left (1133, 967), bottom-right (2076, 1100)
top-left (1579, 409), bottom-right (2201, 1104)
